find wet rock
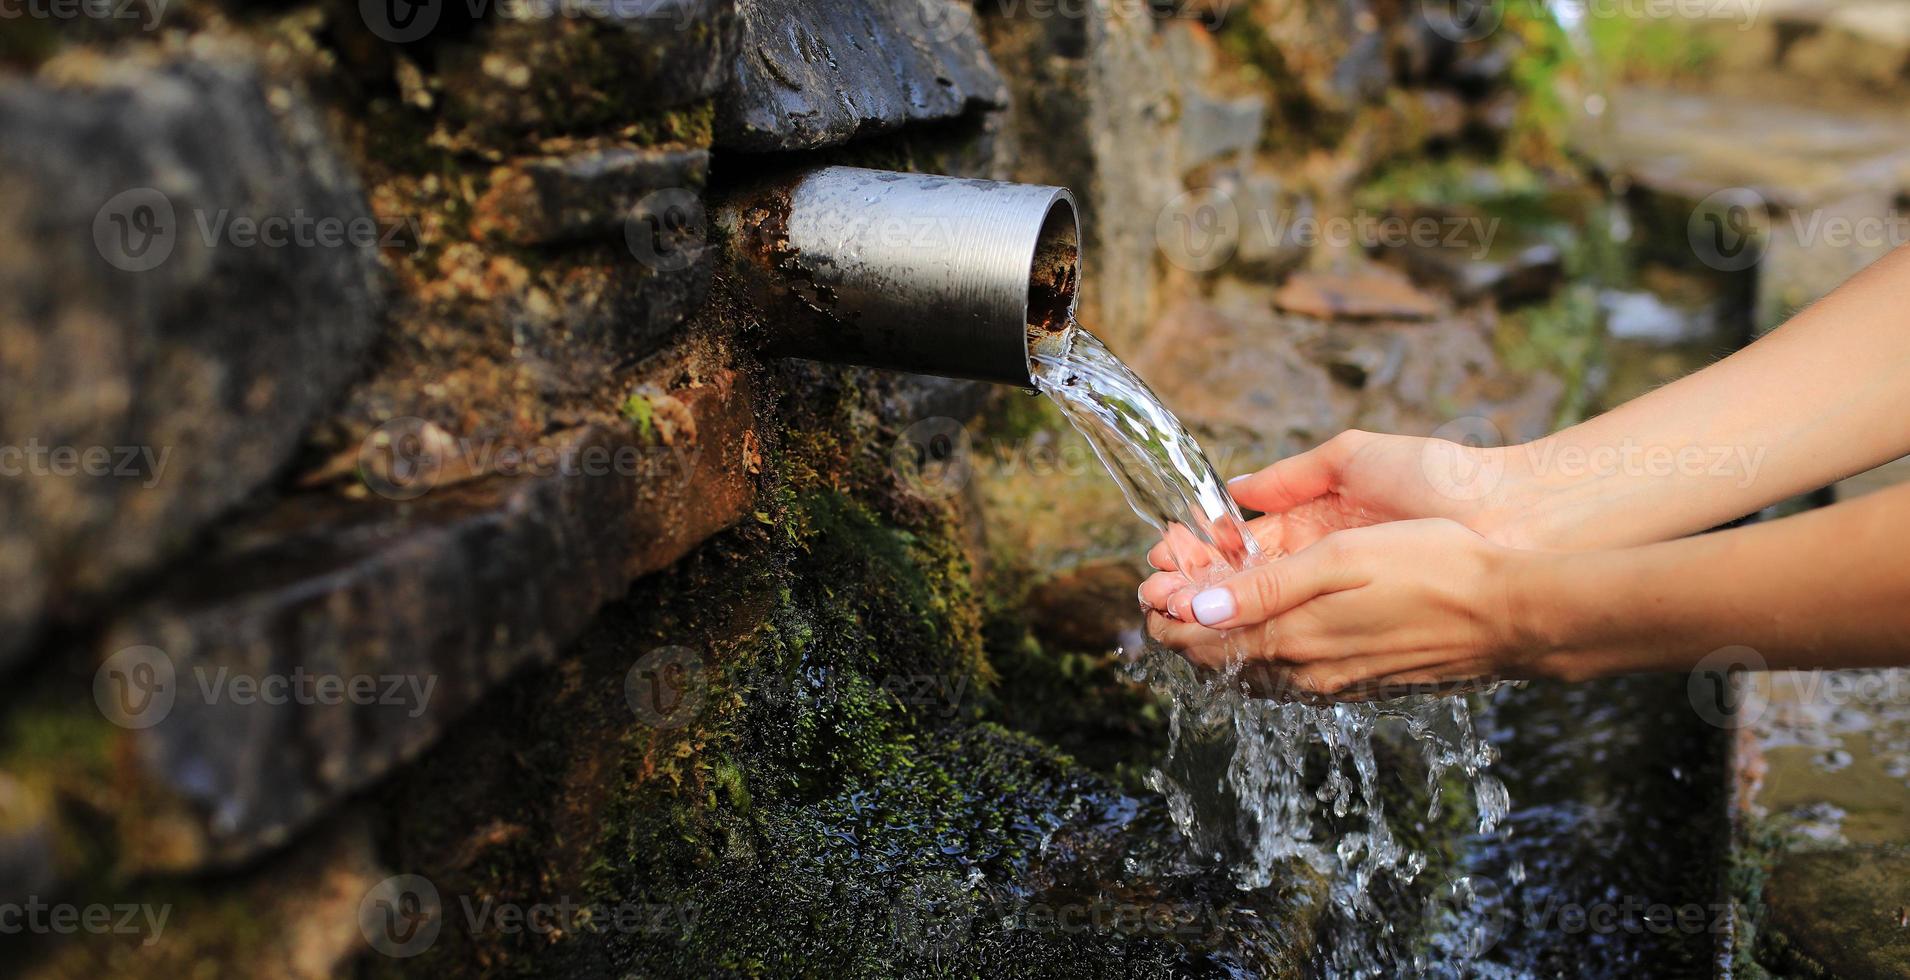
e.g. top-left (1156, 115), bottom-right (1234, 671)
top-left (1135, 298), bottom-right (1346, 456)
top-left (471, 143), bottom-right (709, 246)
top-left (1765, 845), bottom-right (1910, 979)
top-left (1378, 214), bottom-right (1564, 306)
top-left (1273, 267), bottom-right (1442, 321)
top-left (22, 815), bottom-right (385, 978)
top-left (1178, 90), bottom-right (1267, 169)
top-left (1606, 85), bottom-right (1910, 331)
top-left (0, 56), bottom-right (383, 671)
top-left (715, 0), bottom-right (1009, 152)
top-left (1027, 558), bottom-right (1145, 653)
top-left (438, 0), bottom-right (738, 136)
top-left (1209, 167), bottom-right (1313, 277)
top-left (79, 370), bottom-right (753, 871)
top-left (1607, 86), bottom-right (1910, 210)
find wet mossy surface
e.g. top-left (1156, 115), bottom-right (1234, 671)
top-left (359, 368), bottom-right (1324, 977)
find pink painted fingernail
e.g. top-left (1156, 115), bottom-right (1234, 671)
top-left (1191, 588), bottom-right (1235, 627)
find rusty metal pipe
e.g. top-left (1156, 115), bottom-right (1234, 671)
top-left (717, 166), bottom-right (1080, 388)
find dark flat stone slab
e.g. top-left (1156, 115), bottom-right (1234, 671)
top-left (1766, 845), bottom-right (1910, 979)
top-left (716, 0), bottom-right (1008, 151)
top-left (82, 367), bottom-right (754, 870)
top-left (0, 56), bottom-right (384, 673)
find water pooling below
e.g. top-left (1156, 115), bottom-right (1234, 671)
top-left (1028, 316), bottom-right (1511, 975)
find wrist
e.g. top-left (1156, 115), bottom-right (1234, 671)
top-left (1499, 547), bottom-right (1600, 682)
top-left (1468, 441), bottom-right (1558, 550)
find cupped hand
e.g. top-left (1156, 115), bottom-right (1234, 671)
top-left (1146, 429), bottom-right (1538, 588)
top-left (1143, 518), bottom-right (1545, 701)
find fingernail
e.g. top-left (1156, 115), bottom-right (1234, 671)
top-left (1227, 474), bottom-right (1252, 486)
top-left (1191, 588), bottom-right (1235, 627)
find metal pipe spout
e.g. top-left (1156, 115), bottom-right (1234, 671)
top-left (717, 166), bottom-right (1081, 388)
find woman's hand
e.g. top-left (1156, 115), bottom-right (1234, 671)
top-left (1143, 519), bottom-right (1547, 700)
top-left (1146, 429), bottom-right (1542, 580)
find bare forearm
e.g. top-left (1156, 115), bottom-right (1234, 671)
top-left (1519, 481), bottom-right (1910, 680)
top-left (1504, 245), bottom-right (1910, 550)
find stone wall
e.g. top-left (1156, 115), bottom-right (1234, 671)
top-left (0, 1), bottom-right (1573, 975)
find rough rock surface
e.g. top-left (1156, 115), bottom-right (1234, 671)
top-left (715, 0), bottom-right (1009, 151)
top-left (435, 0), bottom-right (739, 136)
top-left (1764, 845), bottom-right (1910, 978)
top-left (0, 56), bottom-right (384, 671)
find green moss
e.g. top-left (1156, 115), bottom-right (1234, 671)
top-left (619, 391), bottom-right (657, 442)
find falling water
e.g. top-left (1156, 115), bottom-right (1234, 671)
top-left (1029, 315), bottom-right (1509, 975)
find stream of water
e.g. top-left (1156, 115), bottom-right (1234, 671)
top-left (1029, 315), bottom-right (1510, 975)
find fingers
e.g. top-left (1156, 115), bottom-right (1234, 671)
top-left (1144, 611), bottom-right (1232, 669)
top-left (1227, 431), bottom-right (1367, 514)
top-left (1139, 571), bottom-right (1185, 613)
top-left (1186, 537), bottom-right (1366, 630)
top-left (1147, 522), bottom-right (1215, 574)
top-left (1148, 516), bottom-right (1284, 572)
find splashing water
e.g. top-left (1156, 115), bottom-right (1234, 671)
top-left (1029, 315), bottom-right (1509, 975)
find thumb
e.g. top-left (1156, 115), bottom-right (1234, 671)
top-left (1188, 538), bottom-right (1364, 629)
top-left (1228, 431), bottom-right (1364, 514)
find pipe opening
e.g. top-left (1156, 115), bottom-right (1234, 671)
top-left (1026, 198), bottom-right (1080, 338)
